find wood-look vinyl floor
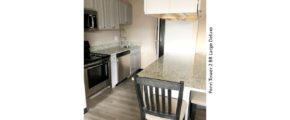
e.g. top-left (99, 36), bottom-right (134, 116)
top-left (84, 78), bottom-right (206, 120)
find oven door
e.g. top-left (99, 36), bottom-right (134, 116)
top-left (84, 61), bottom-right (110, 98)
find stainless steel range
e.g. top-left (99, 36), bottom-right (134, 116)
top-left (84, 41), bottom-right (110, 98)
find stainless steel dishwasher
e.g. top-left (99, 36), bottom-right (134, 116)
top-left (117, 50), bottom-right (131, 82)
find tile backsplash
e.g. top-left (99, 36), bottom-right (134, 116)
top-left (90, 42), bottom-right (120, 51)
top-left (84, 30), bottom-right (120, 51)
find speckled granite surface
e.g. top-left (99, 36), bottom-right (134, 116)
top-left (192, 54), bottom-right (206, 90)
top-left (91, 46), bottom-right (140, 55)
top-left (138, 54), bottom-right (206, 90)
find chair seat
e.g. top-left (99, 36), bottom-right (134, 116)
top-left (146, 99), bottom-right (187, 120)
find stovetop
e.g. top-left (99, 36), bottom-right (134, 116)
top-left (84, 53), bottom-right (110, 65)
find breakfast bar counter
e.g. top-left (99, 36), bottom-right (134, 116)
top-left (138, 54), bottom-right (206, 92)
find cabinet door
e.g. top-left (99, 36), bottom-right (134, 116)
top-left (130, 48), bottom-right (140, 74)
top-left (134, 50), bottom-right (138, 72)
top-left (137, 48), bottom-right (141, 69)
top-left (112, 0), bottom-right (120, 29)
top-left (130, 52), bottom-right (135, 74)
top-left (84, 0), bottom-right (94, 9)
top-left (119, 2), bottom-right (132, 25)
top-left (94, 0), bottom-right (105, 29)
top-left (144, 0), bottom-right (197, 14)
top-left (125, 3), bottom-right (132, 24)
top-left (94, 0), bottom-right (119, 30)
top-left (170, 0), bottom-right (197, 13)
top-left (103, 0), bottom-right (112, 30)
top-left (144, 0), bottom-right (170, 14)
top-left (119, 1), bottom-right (125, 24)
top-left (124, 3), bottom-right (128, 24)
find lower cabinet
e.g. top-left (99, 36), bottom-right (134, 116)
top-left (130, 47), bottom-right (141, 75)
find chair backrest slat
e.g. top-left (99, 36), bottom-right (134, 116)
top-left (161, 88), bottom-right (166, 113)
top-left (144, 85), bottom-right (150, 110)
top-left (149, 86), bottom-right (155, 111)
top-left (134, 75), bottom-right (184, 120)
top-left (155, 87), bottom-right (160, 112)
top-left (168, 89), bottom-right (172, 114)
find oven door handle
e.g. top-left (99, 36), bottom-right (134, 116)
top-left (85, 64), bottom-right (102, 70)
top-left (105, 65), bottom-right (108, 76)
top-left (91, 15), bottom-right (95, 28)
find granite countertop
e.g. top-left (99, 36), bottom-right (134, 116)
top-left (91, 46), bottom-right (140, 55)
top-left (138, 54), bottom-right (206, 91)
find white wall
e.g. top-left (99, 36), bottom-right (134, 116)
top-left (164, 20), bottom-right (197, 57)
top-left (122, 0), bottom-right (158, 68)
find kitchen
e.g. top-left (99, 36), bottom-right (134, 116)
top-left (1, 0), bottom-right (287, 120)
top-left (84, 0), bottom-right (206, 120)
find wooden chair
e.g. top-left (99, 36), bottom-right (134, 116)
top-left (134, 75), bottom-right (187, 120)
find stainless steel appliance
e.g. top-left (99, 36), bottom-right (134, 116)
top-left (84, 9), bottom-right (98, 31)
top-left (84, 41), bottom-right (110, 98)
top-left (84, 53), bottom-right (110, 98)
top-left (117, 50), bottom-right (130, 82)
